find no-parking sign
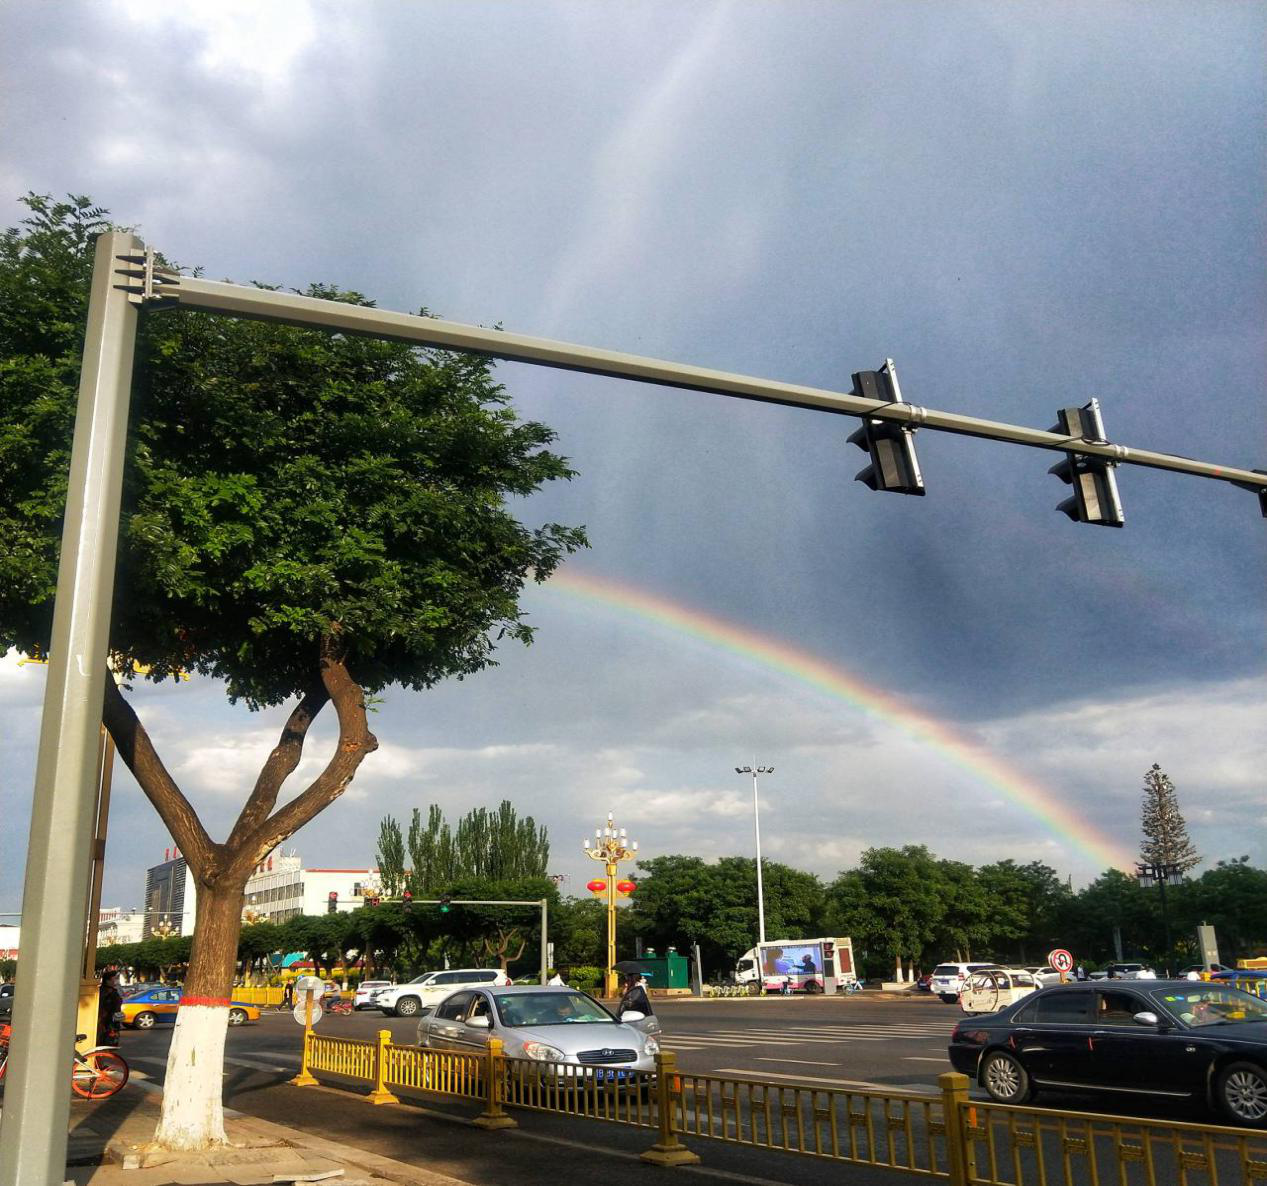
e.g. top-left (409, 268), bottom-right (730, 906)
top-left (1047, 948), bottom-right (1074, 974)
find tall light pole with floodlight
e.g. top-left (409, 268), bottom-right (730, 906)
top-left (584, 812), bottom-right (638, 998)
top-left (735, 764), bottom-right (772, 945)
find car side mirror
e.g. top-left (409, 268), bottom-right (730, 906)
top-left (1133, 1011), bottom-right (1160, 1026)
top-left (466, 1014), bottom-right (491, 1028)
top-left (620, 1010), bottom-right (646, 1023)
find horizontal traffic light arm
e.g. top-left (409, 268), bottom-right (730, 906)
top-left (136, 266), bottom-right (1265, 494)
top-left (363, 898), bottom-right (548, 907)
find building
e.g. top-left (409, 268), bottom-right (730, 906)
top-left (142, 850), bottom-right (197, 937)
top-left (241, 849), bottom-right (375, 922)
top-left (97, 907), bottom-right (145, 947)
top-left (0, 925), bottom-right (18, 960)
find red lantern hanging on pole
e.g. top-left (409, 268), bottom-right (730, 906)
top-left (586, 878), bottom-right (607, 895)
top-left (616, 880), bottom-right (636, 896)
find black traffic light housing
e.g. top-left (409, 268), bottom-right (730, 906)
top-left (848, 360), bottom-right (926, 495)
top-left (402, 890), bottom-right (413, 911)
top-left (1049, 399), bottom-right (1124, 527)
top-left (438, 894), bottom-right (452, 914)
top-left (327, 891), bottom-right (338, 914)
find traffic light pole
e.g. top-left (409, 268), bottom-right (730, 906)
top-left (151, 268), bottom-right (1265, 497)
top-left (0, 232), bottom-right (141, 1186)
top-left (373, 898), bottom-right (550, 985)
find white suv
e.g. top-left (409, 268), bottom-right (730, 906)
top-left (373, 969), bottom-right (511, 1016)
top-left (930, 962), bottom-right (997, 1003)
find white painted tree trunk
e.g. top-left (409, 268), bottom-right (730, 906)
top-left (154, 1004), bottom-right (229, 1148)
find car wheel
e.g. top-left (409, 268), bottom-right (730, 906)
top-left (981, 1051), bottom-right (1032, 1104)
top-left (746, 982), bottom-right (761, 996)
top-left (132, 1011), bottom-right (157, 1030)
top-left (394, 996), bottom-right (421, 1017)
top-left (227, 1008), bottom-right (248, 1026)
top-left (804, 979), bottom-right (823, 995)
top-left (939, 994), bottom-right (958, 1004)
top-left (1216, 1062), bottom-right (1267, 1126)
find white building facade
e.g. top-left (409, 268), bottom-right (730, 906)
top-left (97, 907), bottom-right (145, 946)
top-left (241, 849), bottom-right (375, 922)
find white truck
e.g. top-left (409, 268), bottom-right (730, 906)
top-left (734, 937), bottom-right (858, 995)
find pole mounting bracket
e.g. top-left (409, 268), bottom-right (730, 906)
top-left (113, 250), bottom-right (181, 308)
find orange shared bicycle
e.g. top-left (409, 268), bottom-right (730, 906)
top-left (0, 1024), bottom-right (130, 1100)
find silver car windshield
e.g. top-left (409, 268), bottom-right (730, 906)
top-left (494, 992), bottom-right (615, 1027)
top-left (1151, 986), bottom-right (1267, 1028)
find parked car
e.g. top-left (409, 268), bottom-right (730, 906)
top-left (1103, 962), bottom-right (1156, 979)
top-left (354, 980), bottom-right (392, 1010)
top-left (0, 984), bottom-right (13, 1020)
top-left (121, 987), bottom-right (260, 1029)
top-left (373, 969), bottom-right (512, 1017)
top-left (1180, 964), bottom-right (1233, 977)
top-left (949, 980), bottom-right (1267, 1126)
top-left (930, 962), bottom-right (998, 1003)
top-left (416, 985), bottom-right (659, 1081)
top-left (915, 974), bottom-right (932, 993)
top-left (1213, 969), bottom-right (1267, 981)
top-left (959, 968), bottom-right (1038, 1015)
top-left (1027, 966), bottom-right (1063, 986)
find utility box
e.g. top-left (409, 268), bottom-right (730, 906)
top-left (634, 950), bottom-right (690, 989)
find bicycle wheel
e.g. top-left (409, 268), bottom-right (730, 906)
top-left (71, 1050), bottom-right (129, 1099)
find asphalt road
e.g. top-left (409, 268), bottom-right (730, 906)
top-left (70, 993), bottom-right (1246, 1186)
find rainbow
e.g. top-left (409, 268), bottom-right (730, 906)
top-left (543, 568), bottom-right (1133, 872)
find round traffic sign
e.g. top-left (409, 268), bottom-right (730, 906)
top-left (293, 1001), bottom-right (323, 1026)
top-left (1047, 948), bottom-right (1074, 973)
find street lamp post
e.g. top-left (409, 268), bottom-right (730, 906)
top-left (735, 764), bottom-right (772, 946)
top-left (1135, 861), bottom-right (1182, 974)
top-left (584, 813), bottom-right (637, 998)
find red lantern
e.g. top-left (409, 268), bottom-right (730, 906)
top-left (586, 879), bottom-right (607, 894)
top-left (616, 880), bottom-right (636, 895)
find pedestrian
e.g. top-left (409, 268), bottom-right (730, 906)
top-left (281, 978), bottom-right (295, 1009)
top-left (1074, 964), bottom-right (1086, 981)
top-left (97, 969), bottom-right (123, 1047)
top-left (547, 967), bottom-right (567, 986)
top-left (618, 970), bottom-right (653, 1019)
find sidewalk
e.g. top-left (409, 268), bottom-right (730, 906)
top-left (65, 1085), bottom-right (481, 1186)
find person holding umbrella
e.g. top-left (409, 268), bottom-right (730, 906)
top-left (614, 961), bottom-right (653, 1019)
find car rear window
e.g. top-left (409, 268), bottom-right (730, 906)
top-left (933, 965), bottom-right (960, 976)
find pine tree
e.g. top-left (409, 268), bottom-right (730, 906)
top-left (1139, 764), bottom-right (1200, 873)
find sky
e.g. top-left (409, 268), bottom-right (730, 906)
top-left (1, 1), bottom-right (1264, 920)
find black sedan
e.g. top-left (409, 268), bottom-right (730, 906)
top-left (949, 980), bottom-right (1267, 1126)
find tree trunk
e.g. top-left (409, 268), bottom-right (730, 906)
top-left (154, 882), bottom-right (245, 1149)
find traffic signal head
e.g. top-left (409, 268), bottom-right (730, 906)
top-left (1049, 400), bottom-right (1124, 527)
top-left (327, 891), bottom-right (338, 914)
top-left (438, 894), bottom-right (452, 914)
top-left (402, 890), bottom-right (413, 911)
top-left (848, 360), bottom-right (926, 496)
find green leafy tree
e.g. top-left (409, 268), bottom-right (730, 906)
top-left (0, 194), bottom-right (585, 1149)
top-left (1173, 858), bottom-right (1267, 962)
top-left (376, 817), bottom-right (406, 897)
top-left (1140, 763), bottom-right (1200, 873)
top-left (931, 859), bottom-right (993, 962)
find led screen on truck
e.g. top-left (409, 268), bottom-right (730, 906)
top-left (761, 943), bottom-right (824, 978)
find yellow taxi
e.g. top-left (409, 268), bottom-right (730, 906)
top-left (121, 987), bottom-right (260, 1029)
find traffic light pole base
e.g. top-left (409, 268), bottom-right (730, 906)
top-left (473, 1114), bottom-right (518, 1130)
top-left (640, 1143), bottom-right (701, 1166)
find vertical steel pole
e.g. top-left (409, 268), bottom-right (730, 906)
top-left (751, 765), bottom-right (767, 945)
top-left (0, 231), bottom-right (141, 1186)
top-left (539, 900), bottom-right (548, 986)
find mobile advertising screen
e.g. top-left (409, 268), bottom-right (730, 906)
top-left (761, 942), bottom-right (824, 979)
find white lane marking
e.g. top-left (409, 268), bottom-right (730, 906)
top-left (752, 1058), bottom-right (842, 1066)
top-left (712, 1067), bottom-right (935, 1092)
top-left (904, 1057), bottom-right (952, 1062)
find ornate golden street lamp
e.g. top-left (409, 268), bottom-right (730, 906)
top-left (584, 812), bottom-right (638, 998)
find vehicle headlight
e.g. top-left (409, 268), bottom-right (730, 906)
top-left (643, 1036), bottom-right (660, 1056)
top-left (522, 1041), bottom-right (565, 1062)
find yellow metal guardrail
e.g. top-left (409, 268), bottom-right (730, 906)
top-left (959, 1097), bottom-right (1267, 1186)
top-left (297, 1028), bottom-right (1267, 1183)
top-left (1233, 979), bottom-right (1267, 1000)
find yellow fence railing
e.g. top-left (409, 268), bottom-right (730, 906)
top-left (231, 986), bottom-right (286, 1006)
top-left (959, 1097), bottom-right (1267, 1186)
top-left (297, 1027), bottom-right (1267, 1184)
top-left (1232, 978), bottom-right (1267, 1000)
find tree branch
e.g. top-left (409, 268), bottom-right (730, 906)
top-left (225, 680), bottom-right (329, 851)
top-left (227, 640), bottom-right (378, 879)
top-left (102, 677), bottom-right (220, 878)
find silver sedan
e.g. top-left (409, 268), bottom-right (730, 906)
top-left (416, 985), bottom-right (660, 1078)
